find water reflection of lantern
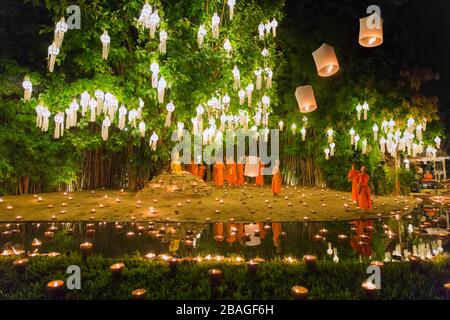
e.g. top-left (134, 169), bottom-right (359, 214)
top-left (312, 43), bottom-right (339, 77)
top-left (295, 85), bottom-right (317, 113)
top-left (359, 13), bottom-right (383, 47)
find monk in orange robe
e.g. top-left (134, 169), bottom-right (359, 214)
top-left (197, 163), bottom-right (206, 180)
top-left (350, 220), bottom-right (373, 257)
top-left (347, 164), bottom-right (359, 203)
top-left (237, 163), bottom-right (245, 185)
top-left (214, 161), bottom-right (225, 187)
top-left (423, 171), bottom-right (433, 181)
top-left (272, 223), bottom-right (283, 248)
top-left (272, 160), bottom-right (282, 196)
top-left (255, 160), bottom-right (265, 186)
top-left (357, 166), bottom-right (372, 210)
top-left (227, 160), bottom-right (237, 187)
top-left (190, 161), bottom-right (198, 176)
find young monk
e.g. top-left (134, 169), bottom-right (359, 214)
top-left (255, 159), bottom-right (265, 187)
top-left (197, 162), bottom-right (206, 181)
top-left (214, 160), bottom-right (225, 187)
top-left (357, 166), bottom-right (372, 210)
top-left (347, 163), bottom-right (359, 203)
top-left (227, 158), bottom-right (237, 187)
top-left (272, 160), bottom-right (282, 196)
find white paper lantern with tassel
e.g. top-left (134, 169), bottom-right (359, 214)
top-left (300, 127), bottom-right (306, 141)
top-left (291, 123), bottom-right (297, 134)
top-left (65, 108), bottom-right (72, 129)
top-left (137, 98), bottom-right (144, 119)
top-left (211, 13), bottom-right (220, 40)
top-left (254, 68), bottom-right (262, 90)
top-left (138, 2), bottom-right (152, 28)
top-left (265, 68), bottom-right (273, 89)
top-left (128, 109), bottom-right (138, 128)
top-left (159, 31), bottom-right (168, 54)
top-left (165, 101), bottom-right (175, 127)
top-left (362, 101), bottom-right (369, 120)
top-left (150, 132), bottom-right (158, 151)
top-left (222, 93), bottom-right (230, 110)
top-left (330, 142), bottom-right (336, 156)
top-left (177, 122), bottom-right (184, 141)
top-left (139, 121), bottom-right (146, 137)
top-left (89, 99), bottom-right (97, 122)
top-left (349, 128), bottom-right (355, 145)
top-left (232, 66), bottom-right (240, 90)
top-left (149, 11), bottom-right (160, 39)
top-left (197, 25), bottom-right (207, 47)
top-left (435, 136), bottom-right (441, 149)
top-left (246, 83), bottom-right (253, 106)
top-left (35, 104), bottom-right (45, 128)
top-left (223, 38), bottom-right (232, 56)
top-left (42, 108), bottom-right (50, 132)
top-left (101, 117), bottom-right (111, 141)
top-left (228, 0), bottom-right (235, 20)
top-left (69, 99), bottom-right (79, 127)
top-left (372, 124), bottom-right (378, 140)
top-left (361, 139), bottom-right (368, 155)
top-left (415, 124), bottom-right (423, 141)
top-left (118, 105), bottom-right (127, 130)
top-left (278, 120), bottom-right (284, 131)
top-left (327, 128), bottom-right (334, 143)
top-left (54, 112), bottom-right (65, 139)
top-left (356, 103), bottom-right (362, 120)
top-left (100, 31), bottom-right (110, 60)
top-left (354, 135), bottom-right (360, 150)
top-left (80, 91), bottom-right (90, 116)
top-left (22, 77), bottom-right (32, 101)
top-left (54, 18), bottom-right (68, 48)
top-left (238, 89), bottom-right (245, 105)
top-left (261, 95), bottom-right (270, 107)
top-left (95, 90), bottom-right (104, 115)
top-left (271, 19), bottom-right (278, 37)
top-left (47, 42), bottom-right (59, 72)
top-left (157, 77), bottom-right (166, 103)
top-left (258, 23), bottom-right (265, 39)
top-left (324, 148), bottom-right (330, 160)
top-left (150, 61), bottom-right (159, 88)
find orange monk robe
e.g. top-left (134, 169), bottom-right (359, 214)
top-left (272, 171), bottom-right (282, 195)
top-left (272, 223), bottom-right (283, 248)
top-left (258, 222), bottom-right (267, 239)
top-left (198, 164), bottom-right (206, 180)
top-left (190, 161), bottom-right (198, 176)
top-left (226, 223), bottom-right (244, 244)
top-left (350, 220), bottom-right (373, 257)
top-left (214, 163), bottom-right (225, 187)
top-left (358, 172), bottom-right (372, 209)
top-left (423, 172), bottom-right (433, 181)
top-left (237, 164), bottom-right (245, 185)
top-left (255, 161), bottom-right (265, 186)
top-left (214, 223), bottom-right (224, 237)
top-left (227, 163), bottom-right (237, 186)
top-left (347, 169), bottom-right (359, 202)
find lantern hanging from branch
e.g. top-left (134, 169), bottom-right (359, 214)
top-left (42, 108), bottom-right (50, 132)
top-left (157, 77), bottom-right (166, 103)
top-left (265, 68), bottom-right (273, 89)
top-left (261, 48), bottom-right (269, 57)
top-left (47, 42), bottom-right (59, 72)
top-left (149, 11), bottom-right (160, 39)
top-left (356, 103), bottom-right (362, 120)
top-left (35, 104), bottom-right (45, 129)
top-left (212, 12), bottom-right (220, 40)
top-left (349, 128), bottom-right (355, 145)
top-left (159, 31), bottom-right (168, 54)
top-left (165, 101), bottom-right (175, 127)
top-left (118, 105), bottom-right (127, 130)
top-left (22, 76), bottom-right (32, 101)
top-left (137, 98), bottom-right (144, 119)
top-left (222, 93), bottom-right (230, 110)
top-left (359, 13), bottom-right (383, 48)
top-left (69, 99), bottom-right (79, 127)
top-left (362, 101), bottom-right (369, 120)
top-left (354, 135), bottom-right (360, 150)
top-left (100, 31), bottom-right (110, 60)
top-left (324, 148), bottom-right (330, 160)
top-left (278, 120), bottom-right (284, 131)
top-left (80, 91), bottom-right (90, 116)
top-left (327, 128), bottom-right (334, 143)
top-left (361, 139), bottom-right (368, 154)
top-left (54, 18), bottom-right (68, 48)
top-left (223, 38), bottom-right (232, 56)
top-left (232, 66), bottom-right (240, 90)
top-left (258, 23), bottom-right (265, 39)
top-left (261, 95), bottom-right (270, 107)
top-left (95, 90), bottom-right (104, 115)
top-left (300, 127), bottom-right (306, 141)
top-left (415, 124), bottom-right (423, 141)
top-left (101, 117), bottom-right (111, 141)
top-left (228, 0), bottom-right (235, 20)
top-left (435, 136), bottom-right (441, 149)
top-left (128, 109), bottom-right (138, 128)
top-left (246, 83), bottom-right (254, 106)
top-left (330, 142), bottom-right (336, 156)
top-left (312, 43), bottom-right (339, 77)
top-left (139, 121), bottom-right (146, 137)
top-left (89, 99), bottom-right (97, 122)
top-left (264, 21), bottom-right (271, 37)
top-left (177, 122), bottom-right (184, 141)
top-left (291, 123), bottom-right (297, 135)
top-left (150, 132), bottom-right (158, 151)
top-left (197, 25), bottom-right (207, 47)
top-left (150, 61), bottom-right (159, 88)
top-left (138, 2), bottom-right (152, 28)
top-left (238, 89), bottom-right (245, 105)
top-left (254, 68), bottom-right (262, 89)
top-left (54, 112), bottom-right (65, 139)
top-left (271, 19), bottom-right (278, 37)
top-left (295, 85), bottom-right (317, 113)
top-left (372, 124), bottom-right (378, 140)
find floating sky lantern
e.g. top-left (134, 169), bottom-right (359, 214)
top-left (312, 43), bottom-right (339, 77)
top-left (359, 13), bottom-right (383, 47)
top-left (100, 31), bottom-right (110, 60)
top-left (295, 85), bottom-right (317, 113)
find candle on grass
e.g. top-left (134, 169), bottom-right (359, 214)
top-left (208, 268), bottom-right (222, 299)
top-left (168, 257), bottom-right (178, 274)
top-left (13, 258), bottom-right (28, 274)
top-left (80, 242), bottom-right (93, 263)
top-left (47, 280), bottom-right (64, 300)
top-left (131, 288), bottom-right (147, 300)
top-left (247, 260), bottom-right (259, 277)
top-left (291, 285), bottom-right (309, 300)
top-left (110, 262), bottom-right (125, 280)
top-left (303, 255), bottom-right (317, 272)
top-left (361, 281), bottom-right (379, 300)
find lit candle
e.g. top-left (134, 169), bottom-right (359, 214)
top-left (361, 281), bottom-right (379, 299)
top-left (44, 231), bottom-right (54, 239)
top-left (444, 283), bottom-right (450, 300)
top-left (370, 260), bottom-right (384, 268)
top-left (209, 268), bottom-right (222, 289)
top-left (247, 260), bottom-right (259, 277)
top-left (47, 280), bottom-right (64, 300)
top-left (15, 216), bottom-right (23, 221)
top-left (291, 285), bottom-right (309, 300)
top-left (110, 262), bottom-right (125, 280)
top-left (80, 242), bottom-right (93, 262)
top-left (13, 258), bottom-right (29, 274)
top-left (131, 288), bottom-right (147, 300)
top-left (6, 205), bottom-right (13, 210)
top-left (31, 238), bottom-right (42, 248)
top-left (337, 234), bottom-right (348, 242)
top-left (303, 255), bottom-right (317, 272)
top-left (168, 257), bottom-right (178, 274)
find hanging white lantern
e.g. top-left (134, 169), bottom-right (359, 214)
top-left (258, 23), bottom-right (265, 39)
top-left (118, 105), bottom-right (127, 130)
top-left (128, 109), bottom-right (138, 128)
top-left (211, 12), bottom-right (220, 40)
top-left (381, 120), bottom-right (388, 133)
top-left (295, 85), bottom-right (317, 113)
top-left (404, 159), bottom-right (410, 170)
top-left (101, 117), bottom-right (111, 141)
top-left (246, 83), bottom-right (254, 106)
top-left (261, 48), bottom-right (269, 57)
top-left (354, 135), bottom-right (360, 150)
top-left (42, 109), bottom-right (50, 132)
top-left (362, 101), bottom-right (369, 120)
top-left (139, 121), bottom-right (146, 137)
top-left (434, 136), bottom-right (441, 149)
top-left (253, 110), bottom-right (262, 126)
top-left (22, 77), bottom-right (32, 101)
top-left (197, 25), bottom-right (207, 47)
top-left (54, 18), bottom-right (68, 48)
top-left (227, 114), bottom-right (234, 130)
top-left (95, 90), bottom-right (104, 115)
top-left (47, 42), bottom-right (60, 72)
top-left (149, 11), bottom-right (160, 39)
top-left (300, 127), bottom-right (306, 141)
top-left (69, 99), bottom-right (79, 127)
top-left (150, 132), bottom-right (159, 151)
top-left (54, 112), bottom-right (65, 139)
top-left (165, 101), bottom-right (175, 127)
top-left (312, 43), bottom-right (339, 77)
top-left (177, 122), bottom-right (184, 141)
top-left (388, 119), bottom-right (395, 131)
top-left (238, 89), bottom-right (245, 105)
top-left (361, 139), bottom-right (368, 155)
top-left (222, 93), bottom-right (230, 110)
top-left (278, 120), bottom-right (284, 131)
top-left (407, 117), bottom-right (415, 131)
top-left (232, 66), bottom-right (240, 90)
top-left (415, 124), bottom-right (423, 141)
top-left (254, 68), bottom-right (263, 89)
top-left (422, 118), bottom-right (427, 131)
top-left (157, 77), bottom-right (166, 103)
top-left (324, 148), bottom-right (330, 160)
top-left (220, 113), bottom-right (227, 131)
top-left (356, 103), bottom-right (362, 121)
top-left (137, 98), bottom-right (144, 119)
top-left (379, 137), bottom-right (386, 154)
top-left (196, 104), bottom-right (204, 132)
top-left (159, 31), bottom-right (168, 54)
top-left (100, 31), bottom-right (110, 60)
top-left (108, 95), bottom-right (118, 119)
top-left (138, 2), bottom-right (152, 28)
top-left (89, 99), bottom-right (97, 122)
top-left (327, 128), bottom-right (334, 143)
top-left (227, 0), bottom-right (235, 20)
top-left (372, 124), bottom-right (378, 140)
top-left (261, 95), bottom-right (270, 107)
top-left (150, 61), bottom-right (159, 88)
top-left (80, 91), bottom-right (90, 116)
top-left (65, 108), bottom-right (72, 129)
top-left (271, 19), bottom-right (278, 37)
top-left (330, 142), bottom-right (336, 156)
top-left (265, 68), bottom-right (273, 89)
top-left (223, 38), bottom-right (232, 56)
top-left (35, 104), bottom-right (45, 129)
top-left (264, 21), bottom-right (271, 36)
top-left (191, 117), bottom-right (199, 135)
top-left (349, 128), bottom-right (355, 145)
top-left (291, 123), bottom-right (297, 135)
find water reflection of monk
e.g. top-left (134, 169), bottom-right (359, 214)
top-left (350, 220), bottom-right (373, 257)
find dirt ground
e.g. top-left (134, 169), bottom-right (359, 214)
top-left (0, 182), bottom-right (419, 222)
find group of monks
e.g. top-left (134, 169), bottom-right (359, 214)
top-left (347, 163), bottom-right (372, 210)
top-left (189, 158), bottom-right (282, 196)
